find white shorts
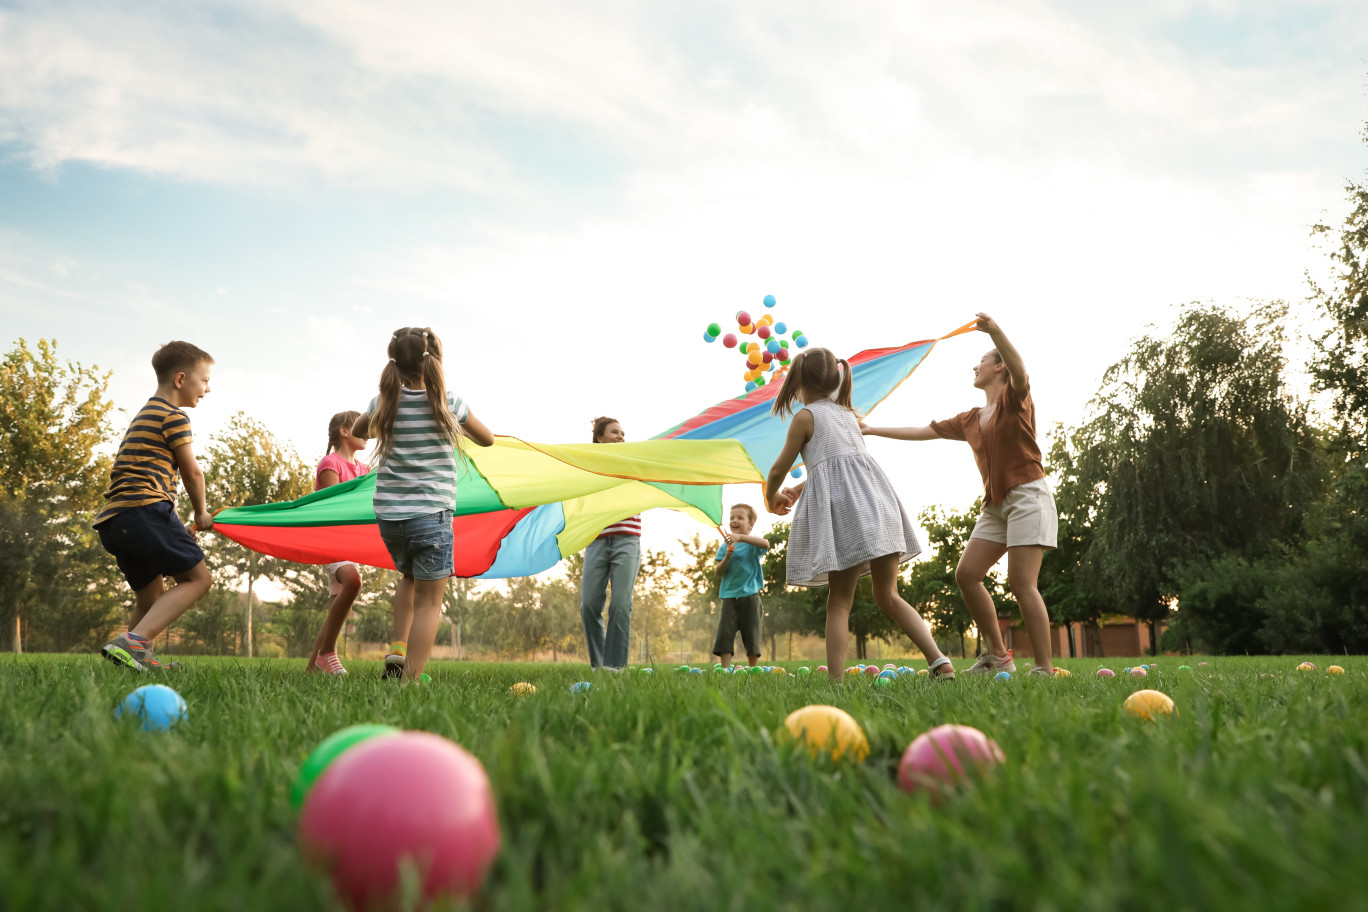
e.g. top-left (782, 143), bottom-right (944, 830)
top-left (324, 561), bottom-right (361, 598)
top-left (969, 478), bottom-right (1058, 549)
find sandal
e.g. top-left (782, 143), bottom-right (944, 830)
top-left (928, 656), bottom-right (956, 681)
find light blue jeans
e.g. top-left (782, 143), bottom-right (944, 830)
top-left (580, 535), bottom-right (640, 669)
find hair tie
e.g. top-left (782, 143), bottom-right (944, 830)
top-left (422, 331), bottom-right (429, 338)
top-left (421, 351), bottom-right (430, 358)
top-left (388, 357), bottom-right (396, 363)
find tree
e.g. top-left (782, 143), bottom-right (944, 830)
top-left (1064, 302), bottom-right (1324, 653)
top-left (199, 412), bottom-right (312, 657)
top-left (0, 339), bottom-right (120, 652)
top-left (1039, 425), bottom-right (1106, 655)
top-left (633, 549), bottom-right (676, 662)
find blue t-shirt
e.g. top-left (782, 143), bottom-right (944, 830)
top-left (715, 541), bottom-right (765, 599)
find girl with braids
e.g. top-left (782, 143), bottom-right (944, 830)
top-left (352, 327), bottom-right (495, 684)
top-left (305, 410), bottom-right (371, 674)
top-left (861, 313), bottom-right (1058, 676)
top-left (764, 347), bottom-right (955, 683)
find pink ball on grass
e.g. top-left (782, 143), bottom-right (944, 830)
top-left (299, 731), bottom-right (500, 911)
top-left (817, 665), bottom-right (828, 673)
top-left (898, 724), bottom-right (1005, 795)
top-left (1097, 668), bottom-right (1115, 678)
top-left (1130, 667), bottom-right (1148, 678)
top-left (863, 665), bottom-right (880, 676)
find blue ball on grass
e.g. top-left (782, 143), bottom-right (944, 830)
top-left (114, 684), bottom-right (187, 731)
top-left (994, 671), bottom-right (1012, 682)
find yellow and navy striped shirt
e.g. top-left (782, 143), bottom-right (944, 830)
top-left (93, 397), bottom-right (193, 527)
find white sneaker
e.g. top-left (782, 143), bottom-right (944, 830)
top-left (963, 650), bottom-right (1016, 675)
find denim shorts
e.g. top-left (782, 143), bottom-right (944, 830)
top-left (96, 500), bottom-right (206, 591)
top-left (377, 510), bottom-right (454, 580)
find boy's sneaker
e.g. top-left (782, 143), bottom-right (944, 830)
top-left (963, 649), bottom-right (1016, 676)
top-left (315, 652), bottom-right (348, 675)
top-left (383, 654), bottom-right (406, 679)
top-left (101, 633), bottom-right (166, 672)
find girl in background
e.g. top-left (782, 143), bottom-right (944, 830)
top-left (305, 410), bottom-right (369, 674)
top-left (578, 417), bottom-right (640, 670)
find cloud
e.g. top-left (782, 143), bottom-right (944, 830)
top-left (1, 1), bottom-right (1362, 194)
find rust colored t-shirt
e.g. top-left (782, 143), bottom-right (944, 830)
top-left (929, 382), bottom-right (1044, 507)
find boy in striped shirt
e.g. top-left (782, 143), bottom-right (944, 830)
top-left (96, 341), bottom-right (216, 672)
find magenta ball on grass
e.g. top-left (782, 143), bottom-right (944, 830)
top-left (817, 665), bottom-right (828, 673)
top-left (898, 724), bottom-right (1005, 794)
top-left (1097, 668), bottom-right (1115, 678)
top-left (1130, 667), bottom-right (1148, 678)
top-left (299, 732), bottom-right (500, 910)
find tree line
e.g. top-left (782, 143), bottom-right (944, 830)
top-left (4, 140), bottom-right (1367, 658)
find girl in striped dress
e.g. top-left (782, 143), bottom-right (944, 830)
top-left (764, 348), bottom-right (955, 682)
top-left (352, 327), bottom-right (495, 684)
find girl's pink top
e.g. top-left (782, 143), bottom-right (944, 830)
top-left (316, 452), bottom-right (370, 489)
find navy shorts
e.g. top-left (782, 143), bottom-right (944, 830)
top-left (377, 510), bottom-right (454, 581)
top-left (713, 594), bottom-right (762, 657)
top-left (96, 501), bottom-right (205, 592)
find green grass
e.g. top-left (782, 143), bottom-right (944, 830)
top-left (3, 654), bottom-right (1368, 911)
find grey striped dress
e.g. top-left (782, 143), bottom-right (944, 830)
top-left (368, 388), bottom-right (469, 520)
top-left (785, 399), bottom-right (922, 587)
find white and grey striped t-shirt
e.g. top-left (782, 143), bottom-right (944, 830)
top-left (367, 387), bottom-right (469, 520)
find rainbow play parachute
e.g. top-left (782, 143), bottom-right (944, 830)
top-left (213, 322), bottom-right (975, 578)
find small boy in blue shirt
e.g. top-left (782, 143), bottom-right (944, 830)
top-left (713, 504), bottom-right (769, 669)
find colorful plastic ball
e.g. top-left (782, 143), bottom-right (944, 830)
top-left (1198, 661), bottom-right (1209, 666)
top-left (737, 311), bottom-right (752, 327)
top-left (817, 665), bottom-right (828, 673)
top-left (569, 681), bottom-right (592, 693)
top-left (863, 665), bottom-right (880, 676)
top-left (797, 667), bottom-right (811, 676)
top-left (744, 381), bottom-right (757, 392)
top-left (777, 349), bottom-right (790, 361)
top-left (875, 676), bottom-right (893, 688)
top-left (689, 667), bottom-right (704, 675)
top-left (298, 732), bottom-right (500, 910)
top-left (763, 294), bottom-right (776, 307)
top-left (639, 667), bottom-right (654, 676)
top-left (855, 664), bottom-right (866, 671)
top-left (795, 336), bottom-right (809, 348)
top-left (740, 324), bottom-right (754, 335)
top-left (757, 324), bottom-right (772, 340)
top-left (766, 339), bottom-right (780, 354)
top-left (917, 668), bottom-right (930, 676)
top-left (509, 682), bottom-right (536, 695)
top-left (883, 664), bottom-right (896, 670)
top-left (1178, 665), bottom-right (1191, 672)
top-left (1130, 667), bottom-right (1148, 678)
top-left (897, 724), bottom-right (1004, 795)
top-left (790, 467), bottom-right (803, 479)
top-left (878, 669), bottom-right (897, 681)
top-left (747, 350), bottom-right (762, 366)
top-left (994, 671), bottom-right (1012, 681)
top-left (774, 321), bottom-right (787, 334)
top-left (1329, 665), bottom-right (1346, 675)
top-left (706, 322), bottom-right (721, 338)
top-left (714, 663), bottom-right (724, 671)
top-left (702, 331), bottom-right (715, 343)
top-left (1297, 662), bottom-right (1317, 672)
top-left (1123, 689), bottom-right (1177, 721)
top-left (292, 724), bottom-right (400, 809)
top-left (113, 684), bottom-right (187, 732)
top-left (1122, 667), bottom-right (1132, 674)
top-left (722, 333), bottom-right (738, 348)
top-left (755, 376), bottom-right (766, 386)
top-left (783, 705), bottom-right (869, 763)
top-left (1052, 667), bottom-right (1073, 677)
top-left (771, 666), bottom-right (786, 675)
top-left (1097, 668), bottom-right (1115, 677)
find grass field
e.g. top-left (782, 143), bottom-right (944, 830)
top-left (3, 654), bottom-right (1367, 911)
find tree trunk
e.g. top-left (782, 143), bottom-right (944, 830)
top-left (245, 559), bottom-right (256, 659)
top-left (787, 632), bottom-right (793, 661)
top-left (456, 621), bottom-right (462, 660)
top-left (855, 631), bottom-right (867, 660)
top-left (1148, 620), bottom-right (1157, 656)
top-left (1066, 624), bottom-right (1077, 658)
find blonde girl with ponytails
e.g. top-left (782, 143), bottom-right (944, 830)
top-left (764, 347), bottom-right (955, 683)
top-left (352, 327), bottom-right (495, 684)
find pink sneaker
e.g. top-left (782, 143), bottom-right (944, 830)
top-left (963, 649), bottom-right (1016, 675)
top-left (314, 652), bottom-right (348, 675)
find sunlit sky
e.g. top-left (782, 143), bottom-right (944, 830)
top-left (2, 0), bottom-right (1365, 564)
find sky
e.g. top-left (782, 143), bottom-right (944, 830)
top-left (2, 0), bottom-right (1366, 564)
